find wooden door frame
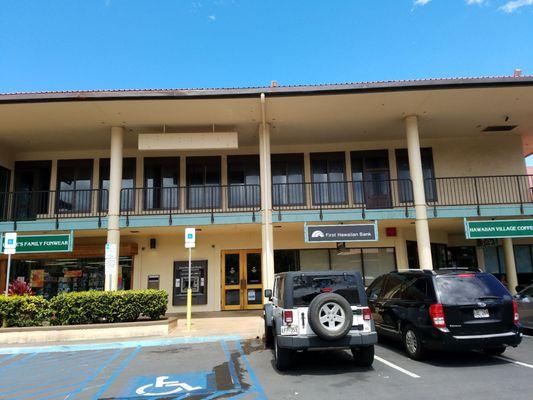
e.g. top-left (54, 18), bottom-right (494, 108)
top-left (221, 249), bottom-right (262, 311)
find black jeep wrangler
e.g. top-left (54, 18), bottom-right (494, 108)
top-left (263, 271), bottom-right (377, 370)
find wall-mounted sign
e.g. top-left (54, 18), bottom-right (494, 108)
top-left (1, 232), bottom-right (73, 254)
top-left (305, 223), bottom-right (378, 243)
top-left (464, 219), bottom-right (533, 239)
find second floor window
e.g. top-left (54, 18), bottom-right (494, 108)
top-left (310, 152), bottom-right (347, 205)
top-left (271, 154), bottom-right (305, 206)
top-left (227, 155), bottom-right (260, 208)
top-left (143, 157), bottom-right (179, 210)
top-left (99, 158), bottom-right (136, 212)
top-left (395, 148), bottom-right (437, 202)
top-left (186, 156), bottom-right (221, 209)
top-left (57, 159), bottom-right (93, 213)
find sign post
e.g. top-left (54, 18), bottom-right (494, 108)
top-left (184, 228), bottom-right (196, 331)
top-left (2, 232), bottom-right (17, 297)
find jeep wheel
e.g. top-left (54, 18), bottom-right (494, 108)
top-left (351, 345), bottom-right (374, 367)
top-left (308, 293), bottom-right (352, 341)
top-left (403, 325), bottom-right (426, 360)
top-left (274, 336), bottom-right (293, 370)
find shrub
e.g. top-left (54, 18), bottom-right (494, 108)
top-left (49, 290), bottom-right (168, 326)
top-left (0, 295), bottom-right (50, 327)
top-left (8, 281), bottom-right (33, 296)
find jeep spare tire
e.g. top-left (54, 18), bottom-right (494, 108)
top-left (308, 293), bottom-right (352, 341)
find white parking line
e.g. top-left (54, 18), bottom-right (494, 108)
top-left (494, 356), bottom-right (533, 370)
top-left (374, 355), bottom-right (421, 378)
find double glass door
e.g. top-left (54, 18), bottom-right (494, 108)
top-left (221, 250), bottom-right (263, 310)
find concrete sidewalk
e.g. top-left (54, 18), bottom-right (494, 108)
top-left (169, 310), bottom-right (264, 339)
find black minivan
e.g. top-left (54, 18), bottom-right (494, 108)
top-left (366, 269), bottom-right (522, 359)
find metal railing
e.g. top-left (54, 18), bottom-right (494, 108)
top-left (119, 184), bottom-right (261, 224)
top-left (425, 175), bottom-right (533, 215)
top-left (0, 189), bottom-right (107, 229)
top-left (271, 179), bottom-right (414, 219)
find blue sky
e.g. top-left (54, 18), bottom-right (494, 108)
top-left (0, 0), bottom-right (532, 93)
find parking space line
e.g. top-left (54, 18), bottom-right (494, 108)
top-left (66, 349), bottom-right (124, 399)
top-left (220, 341), bottom-right (242, 390)
top-left (235, 341), bottom-right (267, 400)
top-left (374, 355), bottom-right (421, 378)
top-left (494, 355), bottom-right (533, 369)
top-left (90, 346), bottom-right (141, 400)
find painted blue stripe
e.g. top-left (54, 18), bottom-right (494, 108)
top-left (14, 382), bottom-right (81, 400)
top-left (0, 353), bottom-right (37, 373)
top-left (0, 353), bottom-right (17, 365)
top-left (0, 334), bottom-right (242, 355)
top-left (90, 346), bottom-right (141, 400)
top-left (0, 375), bottom-right (87, 397)
top-left (68, 349), bottom-right (123, 399)
top-left (220, 341), bottom-right (242, 390)
top-left (235, 341), bottom-right (267, 400)
top-left (203, 389), bottom-right (243, 399)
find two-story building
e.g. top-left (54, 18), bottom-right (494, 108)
top-left (1, 76), bottom-right (532, 313)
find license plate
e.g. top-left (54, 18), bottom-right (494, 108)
top-left (281, 325), bottom-right (299, 336)
top-left (473, 309), bottom-right (489, 318)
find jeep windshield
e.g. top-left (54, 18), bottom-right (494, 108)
top-left (435, 273), bottom-right (511, 305)
top-left (293, 274), bottom-right (360, 306)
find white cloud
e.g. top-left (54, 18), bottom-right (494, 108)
top-left (208, 15), bottom-right (216, 21)
top-left (413, 0), bottom-right (431, 5)
top-left (499, 0), bottom-right (533, 12)
top-left (466, 0), bottom-right (487, 4)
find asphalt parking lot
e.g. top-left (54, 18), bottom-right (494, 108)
top-left (0, 334), bottom-right (532, 400)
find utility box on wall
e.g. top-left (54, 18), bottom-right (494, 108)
top-left (172, 260), bottom-right (208, 306)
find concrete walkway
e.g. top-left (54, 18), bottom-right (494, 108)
top-left (169, 310), bottom-right (264, 339)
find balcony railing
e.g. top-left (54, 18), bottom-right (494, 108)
top-left (0, 189), bottom-right (107, 229)
top-left (120, 185), bottom-right (261, 224)
top-left (1, 176), bottom-right (532, 227)
top-left (425, 175), bottom-right (533, 215)
top-left (271, 179), bottom-right (414, 219)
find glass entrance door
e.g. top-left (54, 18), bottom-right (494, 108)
top-left (221, 250), bottom-right (263, 310)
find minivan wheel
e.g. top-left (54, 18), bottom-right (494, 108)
top-left (351, 345), bottom-right (374, 367)
top-left (403, 325), bottom-right (426, 360)
top-left (483, 346), bottom-right (506, 356)
top-left (274, 336), bottom-right (293, 371)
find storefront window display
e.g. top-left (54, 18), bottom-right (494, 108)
top-left (10, 257), bottom-right (133, 298)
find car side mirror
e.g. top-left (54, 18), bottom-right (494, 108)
top-left (264, 289), bottom-right (273, 300)
top-left (369, 293), bottom-right (378, 302)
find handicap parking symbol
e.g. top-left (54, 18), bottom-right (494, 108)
top-left (124, 372), bottom-right (216, 398)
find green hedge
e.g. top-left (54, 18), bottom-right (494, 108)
top-left (0, 290), bottom-right (168, 328)
top-left (0, 295), bottom-right (51, 327)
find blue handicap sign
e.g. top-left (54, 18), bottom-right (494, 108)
top-left (122, 372), bottom-right (216, 399)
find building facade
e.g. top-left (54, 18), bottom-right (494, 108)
top-left (1, 77), bottom-right (533, 313)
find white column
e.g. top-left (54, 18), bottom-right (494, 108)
top-left (503, 238), bottom-right (519, 295)
top-left (259, 123), bottom-right (275, 295)
top-left (405, 115), bottom-right (433, 270)
top-left (106, 126), bottom-right (124, 291)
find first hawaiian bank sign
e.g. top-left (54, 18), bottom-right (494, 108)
top-left (305, 223), bottom-right (378, 243)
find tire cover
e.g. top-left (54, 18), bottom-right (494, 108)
top-left (308, 293), bottom-right (352, 341)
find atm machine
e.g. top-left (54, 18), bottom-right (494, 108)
top-left (172, 260), bottom-right (208, 306)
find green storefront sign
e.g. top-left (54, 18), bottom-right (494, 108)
top-left (1, 232), bottom-right (73, 254)
top-left (464, 219), bottom-right (533, 239)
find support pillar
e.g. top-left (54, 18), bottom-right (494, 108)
top-left (106, 126), bottom-right (124, 291)
top-left (405, 115), bottom-right (433, 269)
top-left (259, 123), bottom-right (275, 295)
top-left (503, 238), bottom-right (519, 294)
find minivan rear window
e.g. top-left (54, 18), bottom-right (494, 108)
top-left (435, 274), bottom-right (511, 305)
top-left (293, 274), bottom-right (360, 306)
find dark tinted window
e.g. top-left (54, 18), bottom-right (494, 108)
top-left (366, 275), bottom-right (385, 300)
top-left (381, 274), bottom-right (406, 300)
top-left (293, 274), bottom-right (360, 306)
top-left (402, 277), bottom-right (432, 301)
top-left (435, 273), bottom-right (511, 304)
top-left (396, 148), bottom-right (436, 202)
